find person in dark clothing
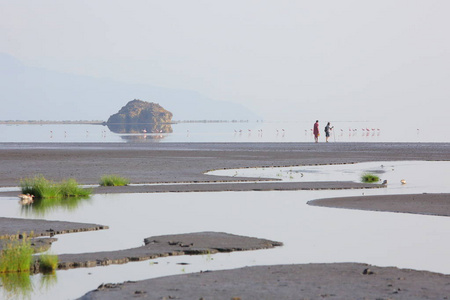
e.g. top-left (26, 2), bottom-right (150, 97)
top-left (324, 122), bottom-right (333, 142)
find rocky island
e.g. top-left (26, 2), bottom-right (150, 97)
top-left (106, 99), bottom-right (173, 134)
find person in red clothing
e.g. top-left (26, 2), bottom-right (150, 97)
top-left (313, 120), bottom-right (320, 143)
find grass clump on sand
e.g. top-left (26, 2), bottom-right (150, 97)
top-left (20, 175), bottom-right (91, 199)
top-left (0, 238), bottom-right (34, 273)
top-left (38, 254), bottom-right (58, 273)
top-left (361, 173), bottom-right (380, 183)
top-left (58, 178), bottom-right (91, 197)
top-left (99, 174), bottom-right (130, 186)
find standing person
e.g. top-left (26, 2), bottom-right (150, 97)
top-left (313, 120), bottom-right (320, 143)
top-left (324, 122), bottom-right (333, 142)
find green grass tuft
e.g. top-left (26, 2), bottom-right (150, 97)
top-left (361, 173), bottom-right (380, 183)
top-left (0, 238), bottom-right (34, 273)
top-left (20, 175), bottom-right (91, 199)
top-left (38, 254), bottom-right (58, 273)
top-left (99, 175), bottom-right (130, 186)
top-left (20, 175), bottom-right (58, 199)
top-left (58, 179), bottom-right (92, 197)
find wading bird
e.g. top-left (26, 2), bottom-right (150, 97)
top-left (18, 194), bottom-right (34, 205)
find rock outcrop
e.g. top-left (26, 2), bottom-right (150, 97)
top-left (106, 100), bottom-right (173, 134)
top-left (107, 99), bottom-right (172, 125)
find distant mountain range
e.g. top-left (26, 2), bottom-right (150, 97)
top-left (0, 53), bottom-right (259, 121)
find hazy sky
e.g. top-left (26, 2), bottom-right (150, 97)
top-left (1, 0), bottom-right (449, 121)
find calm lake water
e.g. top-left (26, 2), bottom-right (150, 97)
top-left (0, 119), bottom-right (446, 143)
top-left (1, 161), bottom-right (450, 299)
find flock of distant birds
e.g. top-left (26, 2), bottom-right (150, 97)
top-left (47, 127), bottom-right (423, 139)
top-left (231, 127), bottom-right (385, 138)
top-left (49, 130), bottom-right (108, 139)
top-left (233, 128), bottom-right (285, 137)
top-left (48, 129), bottom-right (170, 139)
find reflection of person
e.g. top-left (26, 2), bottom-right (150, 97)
top-left (313, 120), bottom-right (320, 143)
top-left (324, 122), bottom-right (333, 142)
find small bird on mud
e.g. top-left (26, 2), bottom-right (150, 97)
top-left (18, 194), bottom-right (34, 205)
top-left (400, 179), bottom-right (407, 185)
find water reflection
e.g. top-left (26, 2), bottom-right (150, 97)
top-left (38, 272), bottom-right (57, 291)
top-left (0, 272), bottom-right (57, 300)
top-left (119, 133), bottom-right (167, 142)
top-left (107, 122), bottom-right (172, 134)
top-left (207, 161), bottom-right (409, 184)
top-left (0, 272), bottom-right (33, 300)
top-left (20, 196), bottom-right (92, 217)
top-left (106, 123), bottom-right (173, 142)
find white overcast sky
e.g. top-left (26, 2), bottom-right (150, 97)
top-left (1, 0), bottom-right (449, 121)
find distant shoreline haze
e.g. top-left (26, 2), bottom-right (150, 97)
top-left (0, 53), bottom-right (261, 122)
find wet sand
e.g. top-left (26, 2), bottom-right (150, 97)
top-left (80, 263), bottom-right (450, 300)
top-left (2, 142), bottom-right (450, 298)
top-left (0, 217), bottom-right (108, 239)
top-left (308, 193), bottom-right (450, 217)
top-left (1, 142), bottom-right (449, 187)
top-left (58, 232), bottom-right (282, 270)
top-left (0, 181), bottom-right (386, 198)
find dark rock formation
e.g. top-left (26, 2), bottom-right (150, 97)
top-left (107, 99), bottom-right (172, 125)
top-left (106, 100), bottom-right (173, 134)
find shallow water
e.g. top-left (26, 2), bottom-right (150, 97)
top-left (0, 120), bottom-right (446, 143)
top-left (208, 160), bottom-right (450, 191)
top-left (1, 161), bottom-right (450, 299)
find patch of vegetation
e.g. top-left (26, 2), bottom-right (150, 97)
top-left (0, 238), bottom-right (34, 273)
top-left (58, 179), bottom-right (91, 197)
top-left (99, 175), bottom-right (130, 186)
top-left (0, 260), bottom-right (58, 299)
top-left (20, 175), bottom-right (92, 199)
top-left (361, 173), bottom-right (380, 183)
top-left (38, 254), bottom-right (58, 273)
top-left (20, 175), bottom-right (58, 199)
top-left (0, 234), bottom-right (59, 298)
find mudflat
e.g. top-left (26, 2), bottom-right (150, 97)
top-left (1, 142), bottom-right (449, 187)
top-left (308, 193), bottom-right (450, 217)
top-left (58, 232), bottom-right (282, 270)
top-left (2, 142), bottom-right (450, 299)
top-left (0, 217), bottom-right (108, 238)
top-left (79, 263), bottom-right (450, 300)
